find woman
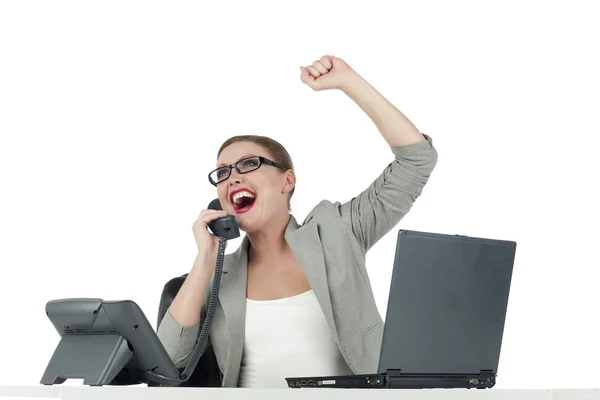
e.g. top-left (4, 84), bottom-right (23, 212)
top-left (157, 55), bottom-right (438, 388)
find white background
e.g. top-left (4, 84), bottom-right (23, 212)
top-left (1, 0), bottom-right (599, 390)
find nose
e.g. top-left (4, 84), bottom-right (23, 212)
top-left (228, 168), bottom-right (244, 185)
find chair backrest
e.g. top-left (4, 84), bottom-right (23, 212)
top-left (151, 273), bottom-right (222, 387)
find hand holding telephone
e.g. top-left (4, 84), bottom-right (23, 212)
top-left (192, 199), bottom-right (240, 259)
top-left (163, 199), bottom-right (239, 385)
top-left (207, 198), bottom-right (240, 240)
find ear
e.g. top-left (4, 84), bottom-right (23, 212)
top-left (281, 169), bottom-right (296, 194)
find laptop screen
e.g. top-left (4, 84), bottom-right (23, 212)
top-left (378, 230), bottom-right (516, 375)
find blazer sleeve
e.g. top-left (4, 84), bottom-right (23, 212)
top-left (157, 277), bottom-right (213, 369)
top-left (328, 134), bottom-right (438, 254)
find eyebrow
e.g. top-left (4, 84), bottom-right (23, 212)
top-left (217, 154), bottom-right (256, 168)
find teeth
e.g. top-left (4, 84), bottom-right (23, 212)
top-left (232, 191), bottom-right (256, 203)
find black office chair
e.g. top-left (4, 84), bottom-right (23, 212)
top-left (151, 273), bottom-right (222, 387)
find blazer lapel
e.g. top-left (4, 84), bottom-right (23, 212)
top-left (285, 215), bottom-right (340, 344)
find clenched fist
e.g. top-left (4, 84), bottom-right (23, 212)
top-left (299, 55), bottom-right (359, 91)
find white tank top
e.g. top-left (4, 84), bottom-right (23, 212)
top-left (237, 289), bottom-right (353, 388)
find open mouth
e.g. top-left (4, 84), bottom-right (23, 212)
top-left (231, 190), bottom-right (257, 212)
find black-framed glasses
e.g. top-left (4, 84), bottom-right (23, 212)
top-left (208, 155), bottom-right (287, 186)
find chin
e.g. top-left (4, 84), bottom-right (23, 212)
top-left (234, 207), bottom-right (261, 233)
top-left (238, 221), bottom-right (260, 234)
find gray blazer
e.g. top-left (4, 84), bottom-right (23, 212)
top-left (157, 134), bottom-right (438, 387)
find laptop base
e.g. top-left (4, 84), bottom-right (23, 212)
top-left (286, 370), bottom-right (496, 389)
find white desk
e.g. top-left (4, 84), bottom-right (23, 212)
top-left (1, 385), bottom-right (599, 400)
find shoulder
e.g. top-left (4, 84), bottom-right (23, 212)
top-left (302, 199), bottom-right (348, 226)
top-left (301, 199), bottom-right (351, 229)
top-left (300, 200), bottom-right (367, 259)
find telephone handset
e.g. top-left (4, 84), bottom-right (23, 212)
top-left (207, 198), bottom-right (240, 240)
top-left (150, 199), bottom-right (239, 386)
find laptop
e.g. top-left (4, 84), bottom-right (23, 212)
top-left (285, 229), bottom-right (516, 389)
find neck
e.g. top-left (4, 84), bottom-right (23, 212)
top-left (246, 211), bottom-right (290, 264)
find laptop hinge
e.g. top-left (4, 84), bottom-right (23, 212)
top-left (386, 369), bottom-right (495, 377)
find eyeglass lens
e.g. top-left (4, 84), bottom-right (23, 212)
top-left (212, 156), bottom-right (260, 183)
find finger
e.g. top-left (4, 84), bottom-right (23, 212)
top-left (306, 66), bottom-right (321, 78)
top-left (312, 61), bottom-right (328, 74)
top-left (204, 210), bottom-right (228, 220)
top-left (299, 66), bottom-right (316, 86)
top-left (194, 215), bottom-right (226, 229)
top-left (319, 55), bottom-right (333, 69)
top-left (197, 209), bottom-right (226, 219)
top-left (196, 210), bottom-right (227, 223)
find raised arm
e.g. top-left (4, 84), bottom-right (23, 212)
top-left (301, 55), bottom-right (438, 253)
top-left (334, 136), bottom-right (436, 253)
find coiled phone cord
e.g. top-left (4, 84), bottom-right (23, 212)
top-left (179, 235), bottom-right (227, 382)
top-left (149, 236), bottom-right (227, 385)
